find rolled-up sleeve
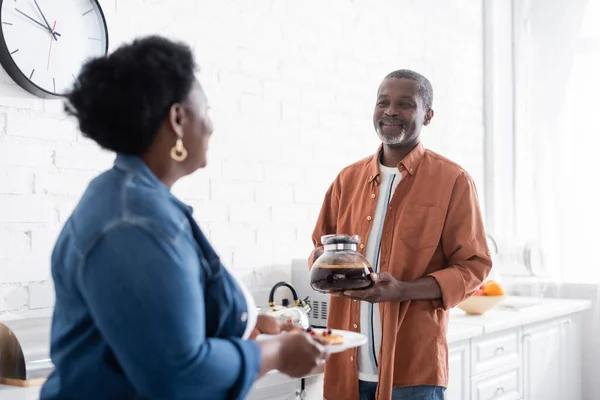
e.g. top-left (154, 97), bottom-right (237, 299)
top-left (428, 172), bottom-right (493, 310)
top-left (78, 223), bottom-right (261, 400)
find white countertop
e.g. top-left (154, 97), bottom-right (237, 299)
top-left (0, 385), bottom-right (39, 400)
top-left (449, 296), bottom-right (592, 334)
top-left (0, 296), bottom-right (591, 399)
top-left (446, 320), bottom-right (483, 342)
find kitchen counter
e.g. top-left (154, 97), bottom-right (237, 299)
top-left (449, 295), bottom-right (591, 334)
top-left (0, 296), bottom-right (591, 400)
top-left (248, 296), bottom-right (592, 399)
top-left (446, 319), bottom-right (483, 342)
top-left (0, 385), bottom-right (39, 400)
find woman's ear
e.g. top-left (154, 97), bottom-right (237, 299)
top-left (423, 109), bottom-right (435, 126)
top-left (168, 103), bottom-right (185, 138)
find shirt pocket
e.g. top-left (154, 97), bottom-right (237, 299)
top-left (399, 204), bottom-right (443, 251)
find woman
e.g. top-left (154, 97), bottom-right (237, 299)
top-left (40, 36), bottom-right (327, 400)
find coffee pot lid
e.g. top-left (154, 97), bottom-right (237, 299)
top-left (321, 234), bottom-right (361, 246)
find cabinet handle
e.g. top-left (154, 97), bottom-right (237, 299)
top-left (522, 333), bottom-right (531, 343)
top-left (494, 346), bottom-right (504, 355)
top-left (295, 389), bottom-right (306, 399)
top-left (564, 320), bottom-right (572, 327)
top-left (491, 386), bottom-right (505, 399)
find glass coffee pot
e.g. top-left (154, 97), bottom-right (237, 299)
top-left (309, 234), bottom-right (374, 293)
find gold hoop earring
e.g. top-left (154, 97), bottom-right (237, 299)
top-left (170, 138), bottom-right (188, 162)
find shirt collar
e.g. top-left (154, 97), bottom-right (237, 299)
top-left (113, 153), bottom-right (194, 214)
top-left (367, 142), bottom-right (425, 183)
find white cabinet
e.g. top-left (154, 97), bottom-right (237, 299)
top-left (446, 340), bottom-right (471, 400)
top-left (522, 319), bottom-right (562, 400)
top-left (467, 328), bottom-right (523, 400)
top-left (247, 374), bottom-right (322, 400)
top-left (522, 315), bottom-right (582, 400)
top-left (471, 329), bottom-right (521, 375)
top-left (445, 312), bottom-right (584, 400)
top-left (246, 376), bottom-right (302, 400)
top-left (562, 316), bottom-right (583, 400)
top-left (245, 301), bottom-right (587, 400)
top-left (304, 375), bottom-right (324, 400)
top-left (471, 367), bottom-right (521, 400)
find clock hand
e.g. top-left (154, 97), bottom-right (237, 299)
top-left (46, 21), bottom-right (56, 71)
top-left (32, 0), bottom-right (56, 40)
top-left (15, 8), bottom-right (61, 39)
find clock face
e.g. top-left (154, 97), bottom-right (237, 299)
top-left (0, 0), bottom-right (108, 98)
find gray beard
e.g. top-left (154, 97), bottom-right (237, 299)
top-left (376, 126), bottom-right (407, 145)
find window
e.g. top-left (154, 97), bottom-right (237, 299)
top-left (512, 0), bottom-right (600, 282)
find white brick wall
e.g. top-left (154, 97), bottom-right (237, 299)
top-left (0, 0), bottom-right (485, 313)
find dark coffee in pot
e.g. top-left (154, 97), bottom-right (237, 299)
top-left (310, 264), bottom-right (374, 292)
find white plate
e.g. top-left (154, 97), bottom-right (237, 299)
top-left (256, 328), bottom-right (367, 354)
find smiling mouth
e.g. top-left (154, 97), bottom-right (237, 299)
top-left (380, 122), bottom-right (404, 128)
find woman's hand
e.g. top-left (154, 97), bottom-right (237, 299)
top-left (277, 332), bottom-right (329, 377)
top-left (249, 314), bottom-right (280, 339)
top-left (257, 331), bottom-right (328, 378)
top-left (249, 314), bottom-right (300, 340)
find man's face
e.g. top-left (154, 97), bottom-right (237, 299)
top-left (373, 78), bottom-right (430, 147)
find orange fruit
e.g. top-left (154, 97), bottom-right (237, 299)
top-left (483, 280), bottom-right (504, 296)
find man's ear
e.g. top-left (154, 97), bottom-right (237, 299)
top-left (423, 109), bottom-right (434, 126)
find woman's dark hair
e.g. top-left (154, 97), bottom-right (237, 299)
top-left (65, 35), bottom-right (197, 155)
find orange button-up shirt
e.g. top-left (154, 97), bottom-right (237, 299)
top-left (310, 142), bottom-right (492, 400)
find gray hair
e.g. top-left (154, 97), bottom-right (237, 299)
top-left (385, 69), bottom-right (433, 110)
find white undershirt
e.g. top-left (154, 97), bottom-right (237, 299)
top-left (358, 163), bottom-right (401, 382)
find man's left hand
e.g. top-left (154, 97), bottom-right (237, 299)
top-left (333, 272), bottom-right (405, 303)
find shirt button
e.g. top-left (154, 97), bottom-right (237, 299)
top-left (353, 324), bottom-right (358, 329)
top-left (371, 193), bottom-right (376, 198)
top-left (409, 168), bottom-right (414, 173)
top-left (350, 356), bottom-right (354, 361)
top-left (240, 312), bottom-right (248, 322)
top-left (360, 244), bottom-right (365, 249)
top-left (367, 216), bottom-right (372, 221)
top-left (353, 300), bottom-right (357, 303)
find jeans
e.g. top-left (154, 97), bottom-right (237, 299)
top-left (358, 380), bottom-right (445, 400)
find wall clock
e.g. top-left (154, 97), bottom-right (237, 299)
top-left (0, 0), bottom-right (109, 98)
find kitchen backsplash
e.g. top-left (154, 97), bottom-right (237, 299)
top-left (0, 0), bottom-right (486, 314)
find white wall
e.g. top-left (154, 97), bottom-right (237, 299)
top-left (0, 0), bottom-right (486, 313)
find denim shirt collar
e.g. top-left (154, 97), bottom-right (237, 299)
top-left (113, 153), bottom-right (193, 215)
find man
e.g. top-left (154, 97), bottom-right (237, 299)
top-left (309, 70), bottom-right (492, 400)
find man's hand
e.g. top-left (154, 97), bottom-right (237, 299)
top-left (333, 274), bottom-right (443, 304)
top-left (333, 272), bottom-right (405, 303)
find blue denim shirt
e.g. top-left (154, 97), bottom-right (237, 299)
top-left (40, 154), bottom-right (261, 400)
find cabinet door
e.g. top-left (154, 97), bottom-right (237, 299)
top-left (304, 374), bottom-right (324, 400)
top-left (522, 320), bottom-right (562, 400)
top-left (471, 328), bottom-right (521, 375)
top-left (445, 340), bottom-right (470, 400)
top-left (471, 367), bottom-right (522, 400)
top-left (246, 379), bottom-right (302, 400)
top-left (561, 315), bottom-right (583, 400)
